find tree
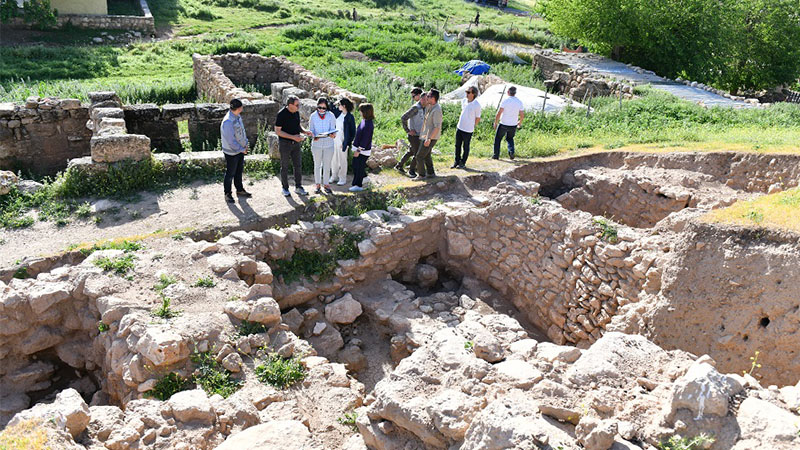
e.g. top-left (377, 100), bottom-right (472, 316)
top-left (539, 0), bottom-right (800, 92)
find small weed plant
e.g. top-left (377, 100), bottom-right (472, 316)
top-left (743, 209), bottom-right (764, 224)
top-left (153, 273), bottom-right (178, 293)
top-left (337, 411), bottom-right (358, 431)
top-left (80, 240), bottom-right (143, 256)
top-left (145, 372), bottom-right (190, 401)
top-left (94, 254), bottom-right (136, 275)
top-left (464, 340), bottom-right (474, 351)
top-left (593, 217), bottom-right (619, 243)
top-left (152, 295), bottom-right (181, 319)
top-left (97, 322), bottom-right (109, 332)
top-left (743, 350), bottom-right (762, 376)
top-left (238, 320), bottom-right (269, 336)
top-left (528, 195), bottom-right (541, 205)
top-left (191, 351), bottom-right (242, 398)
top-left (194, 276), bottom-right (216, 288)
top-left (13, 267), bottom-right (29, 279)
top-left (255, 354), bottom-right (306, 389)
top-left (658, 433), bottom-right (715, 450)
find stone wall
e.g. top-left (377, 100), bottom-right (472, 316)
top-left (123, 100), bottom-right (279, 153)
top-left (442, 182), bottom-right (655, 348)
top-left (193, 53), bottom-right (367, 106)
top-left (0, 97), bottom-right (92, 174)
top-left (2, 0), bottom-right (154, 33)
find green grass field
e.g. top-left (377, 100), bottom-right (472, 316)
top-left (1, 0), bottom-right (799, 168)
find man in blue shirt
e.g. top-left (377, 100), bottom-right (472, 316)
top-left (220, 98), bottom-right (251, 203)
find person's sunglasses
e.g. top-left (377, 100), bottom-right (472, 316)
top-left (317, 106), bottom-right (327, 110)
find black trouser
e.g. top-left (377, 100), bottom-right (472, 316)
top-left (454, 129), bottom-right (473, 165)
top-left (398, 134), bottom-right (420, 168)
top-left (493, 124), bottom-right (517, 158)
top-left (352, 154), bottom-right (369, 187)
top-left (223, 152), bottom-right (245, 195)
top-left (279, 139), bottom-right (302, 190)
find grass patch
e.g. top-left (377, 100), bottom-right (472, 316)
top-left (0, 419), bottom-right (50, 450)
top-left (152, 294), bottom-right (181, 319)
top-left (145, 372), bottom-right (191, 400)
top-left (238, 320), bottom-right (270, 336)
top-left (255, 354), bottom-right (306, 389)
top-left (79, 239), bottom-right (143, 256)
top-left (704, 187), bottom-right (800, 232)
top-left (94, 254), bottom-right (136, 275)
top-left (312, 188), bottom-right (406, 221)
top-left (191, 351), bottom-right (242, 398)
top-left (593, 217), bottom-right (619, 243)
top-left (194, 276), bottom-right (216, 287)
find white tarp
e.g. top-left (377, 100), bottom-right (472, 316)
top-left (476, 83), bottom-right (586, 114)
top-left (442, 81), bottom-right (586, 114)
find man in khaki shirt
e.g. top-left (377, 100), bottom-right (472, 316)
top-left (413, 88), bottom-right (442, 179)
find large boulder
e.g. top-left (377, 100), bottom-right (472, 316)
top-left (732, 397), bottom-right (800, 449)
top-left (216, 420), bottom-right (320, 450)
top-left (167, 389), bottom-right (215, 424)
top-left (670, 360), bottom-right (743, 419)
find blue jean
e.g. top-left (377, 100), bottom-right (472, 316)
top-left (224, 152), bottom-right (245, 195)
top-left (493, 124), bottom-right (517, 158)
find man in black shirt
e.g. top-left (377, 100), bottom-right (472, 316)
top-left (275, 95), bottom-right (312, 196)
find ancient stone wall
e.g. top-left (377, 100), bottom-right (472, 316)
top-left (193, 53), bottom-right (367, 106)
top-left (442, 184), bottom-right (655, 348)
top-left (2, 0), bottom-right (155, 33)
top-left (0, 98), bottom-right (92, 174)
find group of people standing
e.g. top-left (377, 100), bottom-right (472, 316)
top-left (219, 83), bottom-right (525, 203)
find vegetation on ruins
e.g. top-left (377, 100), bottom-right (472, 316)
top-left (153, 274), bottom-right (179, 293)
top-left (657, 433), bottom-right (715, 450)
top-left (190, 351), bottom-right (242, 398)
top-left (237, 320), bottom-right (269, 336)
top-left (145, 372), bottom-right (192, 401)
top-left (78, 240), bottom-right (144, 256)
top-left (271, 227), bottom-right (365, 283)
top-left (592, 217), bottom-right (619, 243)
top-left (152, 294), bottom-right (181, 319)
top-left (255, 353), bottom-right (306, 389)
top-left (97, 322), bottom-right (110, 332)
top-left (539, 0), bottom-right (800, 92)
top-left (337, 411), bottom-right (359, 431)
top-left (194, 276), bottom-right (217, 288)
top-left (94, 253), bottom-right (136, 275)
top-left (0, 418), bottom-right (50, 449)
top-left (312, 189), bottom-right (407, 221)
top-left (705, 187), bottom-right (800, 232)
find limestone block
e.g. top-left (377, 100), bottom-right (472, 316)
top-left (27, 281), bottom-right (71, 315)
top-left (670, 360), bottom-right (743, 419)
top-left (167, 389), bottom-right (215, 424)
top-left (0, 170), bottom-right (18, 195)
top-left (424, 389), bottom-right (483, 440)
top-left (136, 327), bottom-right (189, 367)
top-left (446, 231), bottom-right (472, 258)
top-left (90, 135), bottom-right (151, 163)
top-left (247, 297), bottom-right (281, 325)
top-left (325, 293), bottom-right (363, 324)
top-left (575, 416), bottom-right (617, 450)
top-left (8, 388), bottom-right (89, 438)
top-left (207, 253), bottom-right (237, 273)
top-left (216, 420), bottom-right (316, 450)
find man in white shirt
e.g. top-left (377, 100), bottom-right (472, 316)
top-left (452, 86), bottom-right (481, 169)
top-left (492, 86), bottom-right (524, 160)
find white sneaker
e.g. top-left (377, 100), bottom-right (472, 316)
top-left (337, 180), bottom-right (347, 186)
top-left (349, 186), bottom-right (364, 192)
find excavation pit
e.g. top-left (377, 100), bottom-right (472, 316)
top-left (2, 151), bottom-right (799, 449)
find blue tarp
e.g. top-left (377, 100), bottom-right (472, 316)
top-left (454, 60), bottom-right (491, 76)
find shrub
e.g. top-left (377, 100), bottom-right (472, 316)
top-left (145, 372), bottom-right (191, 400)
top-left (97, 322), bottom-right (109, 332)
top-left (191, 351), bottom-right (241, 398)
top-left (255, 354), bottom-right (306, 389)
top-left (539, 0), bottom-right (800, 92)
top-left (21, 0), bottom-right (57, 30)
top-left (658, 433), bottom-right (715, 450)
top-left (0, 0), bottom-right (18, 22)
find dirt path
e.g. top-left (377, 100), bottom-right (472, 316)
top-left (0, 157), bottom-right (522, 267)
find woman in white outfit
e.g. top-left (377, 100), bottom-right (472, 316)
top-left (309, 97), bottom-right (337, 194)
top-left (330, 98), bottom-right (355, 186)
